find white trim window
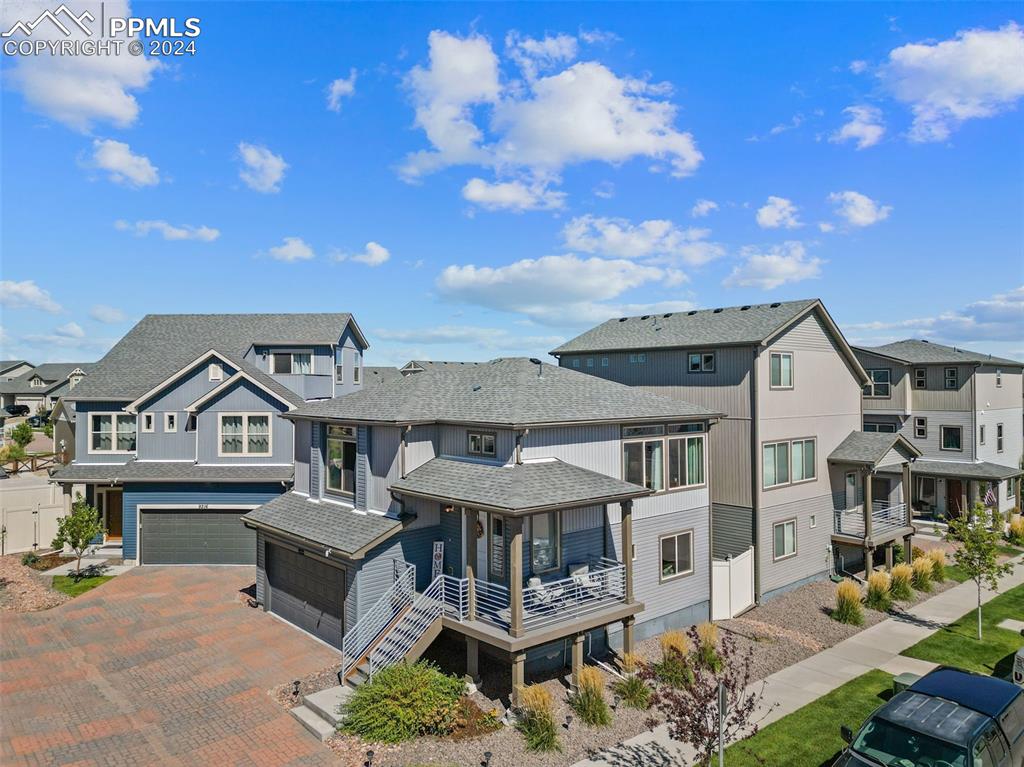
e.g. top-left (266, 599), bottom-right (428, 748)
top-left (141, 413), bottom-right (155, 433)
top-left (353, 361), bottom-right (361, 384)
top-left (1008, 478), bottom-right (1016, 500)
top-left (769, 352), bottom-right (794, 389)
top-left (272, 352), bottom-right (312, 375)
top-left (623, 423), bottom-right (706, 492)
top-left (914, 368), bottom-right (926, 389)
top-left (773, 519), bottom-right (797, 561)
top-left (326, 425), bottom-right (356, 496)
top-left (863, 369), bottom-right (891, 398)
top-left (90, 413), bottom-right (137, 453)
top-left (995, 369), bottom-right (1002, 387)
top-left (601, 357), bottom-right (609, 367)
top-left (914, 417), bottom-right (928, 440)
top-left (209, 362), bottom-right (223, 382)
top-left (659, 530), bottom-right (693, 581)
top-left (864, 423), bottom-right (897, 433)
top-left (688, 352), bottom-right (715, 373)
top-left (572, 358), bottom-right (581, 368)
top-left (763, 439), bottom-right (816, 488)
top-left (164, 413), bottom-right (178, 433)
top-left (996, 423), bottom-right (1004, 453)
top-left (468, 431), bottom-right (496, 457)
top-left (980, 425), bottom-right (986, 445)
top-left (943, 367), bottom-right (958, 390)
top-left (628, 353), bottom-right (646, 364)
top-left (530, 512), bottom-right (559, 573)
top-left (940, 425), bottom-right (962, 452)
top-left (219, 413), bottom-right (271, 455)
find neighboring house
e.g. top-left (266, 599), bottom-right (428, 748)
top-left (242, 357), bottom-right (719, 698)
top-left (853, 339), bottom-right (1023, 519)
top-left (551, 299), bottom-right (870, 604)
top-left (0, 360), bottom-right (34, 382)
top-left (49, 313), bottom-right (367, 565)
top-left (363, 366), bottom-right (402, 386)
top-left (0, 363), bottom-right (91, 411)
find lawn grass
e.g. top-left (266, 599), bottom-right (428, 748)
top-left (938, 542), bottom-right (1022, 584)
top-left (51, 575), bottom-right (113, 597)
top-left (724, 670), bottom-right (893, 767)
top-left (901, 584), bottom-right (1023, 677)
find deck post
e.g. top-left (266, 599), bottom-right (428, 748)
top-left (901, 463), bottom-right (912, 526)
top-left (903, 533), bottom-right (914, 565)
top-left (465, 636), bottom-right (480, 684)
top-left (509, 517), bottom-right (524, 638)
top-left (511, 651), bottom-right (526, 706)
top-left (864, 546), bottom-right (874, 575)
top-left (863, 471), bottom-right (873, 540)
top-left (571, 633), bottom-right (584, 691)
top-left (621, 616), bottom-right (635, 655)
top-left (884, 542), bottom-right (893, 570)
top-left (465, 507), bottom-right (477, 620)
top-left (620, 500), bottom-right (634, 603)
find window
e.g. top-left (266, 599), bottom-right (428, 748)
top-left (996, 423), bottom-right (1004, 453)
top-left (914, 368), bottom-right (926, 389)
top-left (918, 477), bottom-right (936, 505)
top-left (688, 352), bottom-right (715, 373)
top-left (624, 439), bottom-right (663, 491)
top-left (659, 530), bottom-right (693, 580)
top-left (629, 353), bottom-right (646, 364)
top-left (601, 357), bottom-right (609, 367)
top-left (468, 431), bottom-right (496, 457)
top-left (995, 369), bottom-right (1002, 387)
top-left (572, 358), bottom-right (580, 368)
top-left (209, 362), bottom-right (223, 382)
top-left (943, 367), bottom-right (958, 389)
top-left (940, 425), bottom-right (962, 451)
top-left (489, 516), bottom-right (504, 577)
top-left (335, 362), bottom-right (344, 384)
top-left (763, 439), bottom-right (816, 488)
top-left (586, 358), bottom-right (594, 368)
top-left (326, 425), bottom-right (356, 495)
top-left (770, 352), bottom-right (793, 388)
top-left (353, 362), bottom-right (361, 384)
top-left (773, 520), bottom-right (796, 560)
top-left (623, 425), bottom-right (706, 492)
top-left (914, 417), bottom-right (928, 440)
top-left (164, 413), bottom-right (177, 432)
top-left (90, 413), bottom-right (136, 453)
top-left (667, 433), bottom-right (705, 488)
top-left (980, 425), bottom-right (986, 445)
top-left (272, 352), bottom-right (312, 375)
top-left (220, 414), bottom-right (271, 455)
top-left (863, 369), bottom-right (891, 397)
top-left (29, 377), bottom-right (44, 387)
top-left (141, 413), bottom-right (155, 433)
top-left (1008, 478), bottom-right (1016, 500)
top-left (530, 512), bottom-right (559, 572)
top-left (864, 423), bottom-right (896, 433)
top-left (809, 514), bottom-right (817, 529)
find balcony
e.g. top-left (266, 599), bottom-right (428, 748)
top-left (834, 501), bottom-right (910, 540)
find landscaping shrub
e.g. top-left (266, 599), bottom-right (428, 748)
top-left (864, 571), bottom-right (892, 612)
top-left (912, 545), bottom-right (926, 562)
top-left (1008, 515), bottom-right (1024, 546)
top-left (926, 549), bottom-right (947, 583)
top-left (991, 507), bottom-right (1004, 532)
top-left (911, 557), bottom-right (933, 593)
top-left (516, 683), bottom-right (560, 752)
top-left (570, 666), bottom-right (611, 727)
top-left (892, 543), bottom-right (904, 564)
top-left (654, 629), bottom-right (693, 688)
top-left (21, 551), bottom-right (39, 566)
top-left (890, 563), bottom-right (914, 601)
top-left (832, 579), bottom-right (864, 625)
top-left (341, 661), bottom-right (464, 743)
top-left (695, 622), bottom-right (723, 672)
top-left (610, 653), bottom-right (651, 710)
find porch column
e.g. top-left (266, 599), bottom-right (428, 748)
top-left (509, 517), bottom-right (524, 638)
top-left (884, 543), bottom-right (894, 570)
top-left (511, 651), bottom-right (526, 706)
top-left (901, 463), bottom-right (912, 526)
top-left (864, 471), bottom-right (874, 542)
top-left (571, 633), bottom-right (584, 692)
top-left (962, 481), bottom-right (970, 517)
top-left (621, 616), bottom-right (635, 655)
top-left (903, 534), bottom-right (914, 565)
top-left (465, 636), bottom-right (480, 684)
top-left (464, 507), bottom-right (477, 620)
top-left (864, 546), bottom-right (874, 575)
top-left (62, 484), bottom-right (72, 515)
top-left (620, 500), bottom-right (634, 603)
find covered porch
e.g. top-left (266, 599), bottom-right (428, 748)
top-left (875, 459), bottom-right (1021, 522)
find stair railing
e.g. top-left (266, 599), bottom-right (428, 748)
top-left (339, 560), bottom-right (415, 682)
top-left (367, 574), bottom-right (446, 680)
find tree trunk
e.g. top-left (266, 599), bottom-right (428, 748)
top-left (976, 581), bottom-right (983, 640)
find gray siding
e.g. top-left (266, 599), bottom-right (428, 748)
top-left (911, 364), bottom-right (975, 412)
top-left (356, 426), bottom-right (369, 510)
top-left (709, 418), bottom-right (752, 507)
top-left (759, 493), bottom-right (833, 597)
top-left (136, 358), bottom-right (239, 412)
top-left (856, 350), bottom-right (909, 414)
top-left (712, 503), bottom-right (753, 559)
top-left (294, 420), bottom-right (311, 495)
top-left (897, 409), bottom-right (975, 461)
top-left (438, 425), bottom-right (516, 462)
top-left (311, 421), bottom-right (322, 499)
top-left (976, 405), bottom-right (1022, 469)
top-left (73, 400), bottom-right (134, 464)
top-left (438, 505), bottom-right (462, 576)
top-left (368, 425), bottom-right (401, 512)
top-left (194, 379), bottom-right (293, 464)
top-left (521, 424), bottom-right (620, 477)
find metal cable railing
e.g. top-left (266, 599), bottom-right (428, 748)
top-left (340, 561), bottom-right (415, 681)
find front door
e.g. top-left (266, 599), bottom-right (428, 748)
top-left (947, 480), bottom-right (963, 517)
top-left (105, 490), bottom-right (123, 540)
top-left (488, 514), bottom-right (507, 585)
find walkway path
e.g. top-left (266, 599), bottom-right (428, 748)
top-left (575, 556), bottom-right (1024, 767)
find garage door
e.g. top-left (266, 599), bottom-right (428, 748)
top-left (140, 510), bottom-right (255, 565)
top-left (266, 543), bottom-right (345, 649)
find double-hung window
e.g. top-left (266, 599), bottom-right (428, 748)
top-left (666, 425), bottom-right (706, 488)
top-left (914, 417), bottom-right (928, 439)
top-left (863, 369), bottom-right (891, 397)
top-left (763, 439), bottom-right (816, 488)
top-left (220, 414), bottom-right (271, 455)
top-left (1008, 479), bottom-right (1016, 501)
top-left (944, 367), bottom-right (958, 389)
top-left (622, 423), bottom-right (707, 492)
top-left (530, 512), bottom-right (559, 573)
top-left (940, 425), bottom-right (962, 451)
top-left (914, 368), bottom-right (926, 389)
top-left (468, 431), bottom-right (496, 457)
top-left (773, 520), bottom-right (796, 560)
top-left (273, 352), bottom-right (312, 375)
top-left (326, 425), bottom-right (356, 495)
top-left (996, 423), bottom-right (1004, 453)
top-left (770, 352), bottom-right (793, 388)
top-left (688, 352), bottom-right (715, 373)
top-left (90, 413), bottom-right (137, 453)
top-left (659, 530), bottom-right (693, 580)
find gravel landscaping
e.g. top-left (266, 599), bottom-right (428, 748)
top-left (0, 552), bottom-right (70, 611)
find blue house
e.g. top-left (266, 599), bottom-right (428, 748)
top-left (50, 313), bottom-right (367, 566)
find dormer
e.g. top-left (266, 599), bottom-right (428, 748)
top-left (29, 376), bottom-right (46, 387)
top-left (68, 368), bottom-right (86, 389)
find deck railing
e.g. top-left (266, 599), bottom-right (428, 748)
top-left (834, 501), bottom-right (908, 538)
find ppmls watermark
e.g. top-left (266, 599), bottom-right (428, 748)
top-left (2, 3), bottom-right (201, 57)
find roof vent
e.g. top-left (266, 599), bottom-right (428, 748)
top-left (713, 308), bottom-right (723, 314)
top-left (641, 315), bottom-right (650, 320)
top-left (529, 358), bottom-right (541, 365)
top-left (741, 305), bottom-right (751, 311)
top-left (663, 313), bottom-right (673, 318)
top-left (687, 310), bottom-right (698, 316)
top-left (472, 384), bottom-right (482, 392)
top-left (770, 302), bottom-right (781, 308)
top-left (618, 317), bottom-right (628, 322)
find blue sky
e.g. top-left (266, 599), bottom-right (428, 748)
top-left (1, 1), bottom-right (1022, 366)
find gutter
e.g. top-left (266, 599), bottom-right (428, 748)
top-left (387, 488), bottom-right (655, 517)
top-left (751, 346), bottom-right (762, 602)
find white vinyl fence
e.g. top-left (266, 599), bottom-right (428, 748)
top-left (1, 477), bottom-right (65, 555)
top-left (711, 546), bottom-right (755, 620)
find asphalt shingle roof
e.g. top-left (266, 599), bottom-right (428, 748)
top-left (551, 299), bottom-right (819, 354)
top-left (243, 492), bottom-right (400, 557)
top-left (876, 459), bottom-right (1021, 481)
top-left (364, 366), bottom-right (402, 385)
top-left (391, 457), bottom-right (651, 513)
top-left (0, 360), bottom-right (30, 374)
top-left (289, 357), bottom-right (718, 426)
top-left (828, 431), bottom-right (921, 466)
top-left (50, 462), bottom-right (294, 483)
top-left (0, 363), bottom-right (92, 396)
top-left (66, 313), bottom-right (357, 401)
top-left (855, 339), bottom-right (1022, 367)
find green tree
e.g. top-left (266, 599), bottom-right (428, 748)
top-left (944, 502), bottom-right (1015, 639)
top-left (10, 421), bottom-right (33, 449)
top-left (52, 494), bottom-right (105, 579)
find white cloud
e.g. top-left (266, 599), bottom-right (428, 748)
top-left (0, 0), bottom-right (158, 131)
top-left (238, 142), bottom-right (288, 193)
top-left (883, 22), bottom-right (1024, 142)
top-left (54, 321), bottom-right (84, 339)
top-left (849, 60), bottom-right (869, 75)
top-left (114, 219), bottom-right (220, 241)
top-left (91, 139), bottom-right (159, 187)
top-left (592, 181), bottom-right (615, 199)
top-left (326, 68), bottom-right (357, 112)
top-left (336, 241), bottom-right (391, 266)
top-left (747, 114), bottom-right (804, 142)
top-left (462, 177), bottom-right (565, 212)
top-left (562, 214), bottom-right (724, 266)
top-left (436, 254), bottom-right (683, 325)
top-left (0, 280), bottom-right (62, 313)
top-left (89, 305), bottom-right (126, 323)
top-left (818, 222), bottom-right (835, 233)
top-left (756, 196), bottom-right (801, 229)
top-left (690, 199), bottom-right (719, 218)
top-left (505, 31), bottom-right (578, 80)
top-left (268, 237), bottom-right (315, 262)
top-left (579, 28), bottom-right (620, 46)
top-left (830, 105), bottom-right (885, 149)
top-left (829, 190), bottom-right (892, 226)
top-left (723, 242), bottom-right (823, 290)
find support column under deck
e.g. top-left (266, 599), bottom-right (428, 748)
top-left (465, 636), bottom-right (480, 685)
top-left (620, 500), bottom-right (634, 604)
top-left (621, 616), bottom-right (635, 656)
top-left (904, 533), bottom-right (914, 565)
top-left (509, 518), bottom-right (524, 638)
top-left (511, 652), bottom-right (526, 706)
top-left (571, 633), bottom-right (584, 692)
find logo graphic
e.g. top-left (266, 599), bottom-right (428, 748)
top-left (2, 4), bottom-right (95, 38)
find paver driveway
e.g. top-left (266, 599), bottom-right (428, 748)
top-left (1, 567), bottom-right (342, 766)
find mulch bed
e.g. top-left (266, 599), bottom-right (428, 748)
top-left (23, 553), bottom-right (75, 571)
top-left (0, 553), bottom-right (69, 612)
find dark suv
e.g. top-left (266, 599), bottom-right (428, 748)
top-left (836, 667), bottom-right (1024, 767)
top-left (4, 404), bottom-right (30, 417)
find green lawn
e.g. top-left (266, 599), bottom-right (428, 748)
top-left (901, 584), bottom-right (1024, 677)
top-left (724, 670), bottom-right (894, 767)
top-left (939, 542), bottom-right (1022, 584)
top-left (51, 575), bottom-right (113, 597)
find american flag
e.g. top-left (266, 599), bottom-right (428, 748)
top-left (984, 484), bottom-right (998, 507)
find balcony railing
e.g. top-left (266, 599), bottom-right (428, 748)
top-left (834, 501), bottom-right (908, 538)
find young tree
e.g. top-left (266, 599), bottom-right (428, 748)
top-left (10, 421), bottom-right (33, 449)
top-left (52, 494), bottom-right (105, 579)
top-left (945, 502), bottom-right (1015, 640)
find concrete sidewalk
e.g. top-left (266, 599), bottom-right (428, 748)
top-left (575, 556), bottom-right (1024, 767)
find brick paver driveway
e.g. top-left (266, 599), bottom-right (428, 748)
top-left (1, 567), bottom-right (342, 766)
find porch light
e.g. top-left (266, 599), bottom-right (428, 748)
top-left (564, 714), bottom-right (573, 730)
top-left (443, 504), bottom-right (455, 514)
top-left (482, 752), bottom-right (493, 767)
top-left (612, 694), bottom-right (620, 711)
top-left (365, 750), bottom-right (374, 767)
top-left (291, 680), bottom-right (300, 698)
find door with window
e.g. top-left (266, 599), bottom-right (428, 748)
top-left (99, 489), bottom-right (123, 541)
top-left (487, 514), bottom-right (506, 586)
top-left (947, 479), bottom-right (964, 517)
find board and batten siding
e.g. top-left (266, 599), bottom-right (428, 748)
top-left (438, 425), bottom-right (516, 463)
top-left (855, 350), bottom-right (910, 414)
top-left (758, 493), bottom-right (833, 598)
top-left (368, 425), bottom-right (401, 513)
top-left (194, 380), bottom-right (293, 465)
top-left (294, 420), bottom-right (311, 495)
top-left (73, 400), bottom-right (134, 464)
top-left (709, 418), bottom-right (752, 507)
top-left (911, 364), bottom-right (975, 412)
top-left (712, 503), bottom-right (753, 559)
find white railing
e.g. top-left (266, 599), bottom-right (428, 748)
top-left (368, 574), bottom-right (446, 680)
top-left (834, 502), bottom-right (908, 538)
top-left (340, 561), bottom-right (415, 681)
top-left (522, 558), bottom-right (626, 631)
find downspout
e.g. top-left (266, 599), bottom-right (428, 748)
top-left (750, 346), bottom-right (762, 603)
top-left (400, 424), bottom-right (411, 479)
top-left (706, 418), bottom-right (715, 617)
top-left (515, 428), bottom-right (530, 465)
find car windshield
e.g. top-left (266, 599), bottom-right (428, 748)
top-left (852, 718), bottom-right (968, 767)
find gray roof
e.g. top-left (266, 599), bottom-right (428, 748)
top-left (66, 313), bottom-right (359, 401)
top-left (828, 431), bottom-right (921, 466)
top-left (243, 492), bottom-right (401, 558)
top-left (876, 459), bottom-right (1021, 481)
top-left (391, 457), bottom-right (651, 513)
top-left (855, 339), bottom-right (1022, 367)
top-left (551, 299), bottom-right (820, 354)
top-left (50, 462), bottom-right (294, 483)
top-left (289, 357), bottom-right (718, 427)
top-left (0, 363), bottom-right (92, 396)
top-left (175, 352), bottom-right (305, 410)
top-left (364, 366), bottom-right (402, 385)
top-left (0, 360), bottom-right (31, 374)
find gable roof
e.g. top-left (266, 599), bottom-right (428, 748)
top-left (364, 366), bottom-right (402, 385)
top-left (0, 363), bottom-right (93, 396)
top-left (65, 313), bottom-right (360, 401)
top-left (828, 431), bottom-right (922, 467)
top-left (0, 360), bottom-right (31, 376)
top-left (184, 369), bottom-right (302, 412)
top-left (289, 357), bottom-right (719, 427)
top-left (854, 339), bottom-right (1022, 368)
